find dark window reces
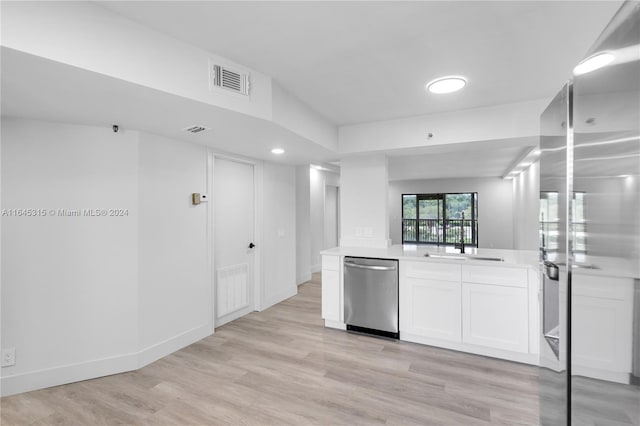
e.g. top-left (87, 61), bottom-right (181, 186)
top-left (402, 193), bottom-right (478, 246)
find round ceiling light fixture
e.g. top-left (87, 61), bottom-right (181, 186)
top-left (426, 76), bottom-right (467, 94)
top-left (271, 148), bottom-right (285, 155)
top-left (573, 52), bottom-right (614, 75)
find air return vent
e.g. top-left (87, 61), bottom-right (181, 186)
top-left (211, 64), bottom-right (250, 96)
top-left (183, 125), bottom-right (209, 134)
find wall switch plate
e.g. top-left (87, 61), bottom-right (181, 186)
top-left (2, 348), bottom-right (15, 367)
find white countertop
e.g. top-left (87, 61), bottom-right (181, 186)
top-left (321, 245), bottom-right (639, 279)
top-left (320, 244), bottom-right (539, 269)
top-left (548, 253), bottom-right (640, 280)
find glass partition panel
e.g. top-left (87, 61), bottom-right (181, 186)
top-left (570, 2), bottom-right (640, 424)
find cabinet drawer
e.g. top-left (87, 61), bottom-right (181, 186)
top-left (402, 261), bottom-right (461, 282)
top-left (572, 274), bottom-right (633, 300)
top-left (322, 255), bottom-right (340, 271)
top-left (462, 265), bottom-right (527, 287)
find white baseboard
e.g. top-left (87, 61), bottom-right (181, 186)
top-left (261, 286), bottom-right (297, 311)
top-left (138, 323), bottom-right (211, 368)
top-left (297, 273), bottom-right (312, 285)
top-left (400, 332), bottom-right (539, 366)
top-left (1, 324), bottom-right (212, 397)
top-left (572, 365), bottom-right (630, 384)
top-left (0, 353), bottom-right (138, 397)
top-left (324, 320), bottom-right (346, 330)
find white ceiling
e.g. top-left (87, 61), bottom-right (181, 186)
top-left (0, 48), bottom-right (337, 165)
top-left (2, 1), bottom-right (626, 179)
top-left (99, 1), bottom-right (622, 125)
top-left (387, 138), bottom-right (535, 180)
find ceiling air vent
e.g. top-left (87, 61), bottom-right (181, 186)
top-left (183, 125), bottom-right (209, 134)
top-left (211, 64), bottom-right (250, 96)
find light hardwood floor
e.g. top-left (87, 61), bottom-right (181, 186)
top-left (1, 274), bottom-right (541, 425)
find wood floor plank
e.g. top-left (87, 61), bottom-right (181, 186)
top-left (1, 274), bottom-right (543, 425)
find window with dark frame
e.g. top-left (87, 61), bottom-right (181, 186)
top-left (402, 193), bottom-right (478, 246)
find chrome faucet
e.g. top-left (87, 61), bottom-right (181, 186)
top-left (455, 212), bottom-right (465, 254)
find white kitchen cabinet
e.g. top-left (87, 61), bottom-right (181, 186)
top-left (400, 262), bottom-right (462, 342)
top-left (571, 274), bottom-right (633, 383)
top-left (462, 264), bottom-right (528, 286)
top-left (327, 251), bottom-right (538, 364)
top-left (461, 282), bottom-right (529, 353)
top-left (321, 255), bottom-right (341, 323)
top-left (461, 265), bottom-right (529, 353)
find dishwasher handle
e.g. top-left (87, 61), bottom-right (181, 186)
top-left (344, 261), bottom-right (397, 271)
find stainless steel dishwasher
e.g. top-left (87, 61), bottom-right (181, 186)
top-left (343, 257), bottom-right (399, 339)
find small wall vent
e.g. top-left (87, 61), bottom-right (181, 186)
top-left (183, 125), bottom-right (209, 134)
top-left (211, 64), bottom-right (250, 96)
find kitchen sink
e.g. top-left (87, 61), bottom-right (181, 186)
top-left (424, 253), bottom-right (504, 262)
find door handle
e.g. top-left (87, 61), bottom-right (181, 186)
top-left (248, 242), bottom-right (255, 249)
top-left (344, 261), bottom-right (396, 271)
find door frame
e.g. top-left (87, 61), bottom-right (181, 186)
top-left (208, 151), bottom-right (263, 332)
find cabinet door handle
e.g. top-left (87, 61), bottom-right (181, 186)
top-left (344, 261), bottom-right (396, 271)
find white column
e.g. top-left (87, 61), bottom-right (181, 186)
top-left (339, 155), bottom-right (391, 248)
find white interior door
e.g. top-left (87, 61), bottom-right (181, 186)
top-left (214, 157), bottom-right (255, 327)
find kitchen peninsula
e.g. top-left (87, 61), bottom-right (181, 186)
top-left (320, 245), bottom-right (540, 365)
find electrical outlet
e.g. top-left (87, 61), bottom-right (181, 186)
top-left (2, 348), bottom-right (15, 367)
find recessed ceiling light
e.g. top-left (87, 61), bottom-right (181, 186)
top-left (573, 52), bottom-right (614, 75)
top-left (271, 148), bottom-right (285, 155)
top-left (426, 76), bottom-right (467, 94)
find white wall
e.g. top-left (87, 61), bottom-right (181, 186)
top-left (1, 118), bottom-right (140, 394)
top-left (295, 166), bottom-right (311, 284)
top-left (310, 168), bottom-right (340, 270)
top-left (573, 175), bottom-right (640, 259)
top-left (389, 177), bottom-right (515, 249)
top-left (272, 83), bottom-right (338, 152)
top-left (137, 132), bottom-right (211, 362)
top-left (1, 2), bottom-right (341, 157)
top-left (261, 163), bottom-right (297, 308)
top-left (1, 1), bottom-right (273, 121)
top-left (1, 118), bottom-right (298, 396)
top-left (324, 186), bottom-right (339, 249)
top-left (340, 156), bottom-right (391, 248)
top-left (513, 161), bottom-right (540, 250)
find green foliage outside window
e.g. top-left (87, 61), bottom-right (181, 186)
top-left (402, 192), bottom-right (478, 245)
